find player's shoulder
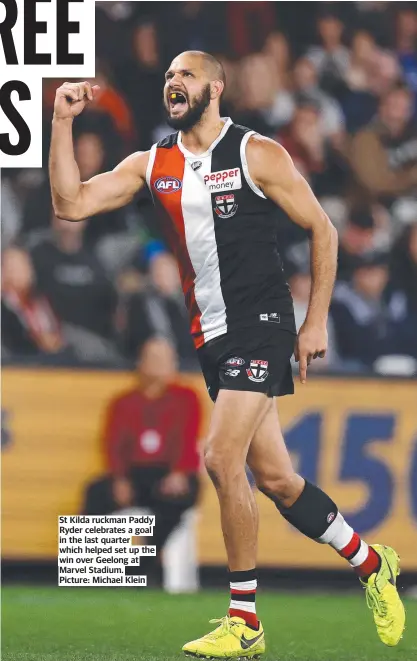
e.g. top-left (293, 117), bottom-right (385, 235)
top-left (229, 122), bottom-right (252, 137)
top-left (114, 150), bottom-right (150, 180)
top-left (156, 132), bottom-right (179, 149)
top-left (245, 133), bottom-right (293, 171)
top-left (246, 132), bottom-right (285, 155)
top-left (228, 121), bottom-right (276, 147)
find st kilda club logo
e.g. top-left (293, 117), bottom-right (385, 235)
top-left (247, 360), bottom-right (269, 383)
top-left (214, 194), bottom-right (238, 219)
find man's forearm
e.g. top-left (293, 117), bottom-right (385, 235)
top-left (49, 117), bottom-right (83, 220)
top-left (306, 222), bottom-right (338, 326)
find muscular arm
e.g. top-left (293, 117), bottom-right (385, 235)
top-left (49, 81), bottom-right (149, 221)
top-left (246, 135), bottom-right (338, 381)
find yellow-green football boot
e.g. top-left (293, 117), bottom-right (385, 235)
top-left (361, 544), bottom-right (405, 646)
top-left (182, 616), bottom-right (265, 659)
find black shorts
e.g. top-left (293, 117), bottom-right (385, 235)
top-left (197, 326), bottom-right (296, 402)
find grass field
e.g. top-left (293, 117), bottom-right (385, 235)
top-left (2, 585), bottom-right (417, 661)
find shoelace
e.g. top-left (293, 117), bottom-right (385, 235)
top-left (204, 616), bottom-right (241, 641)
top-left (365, 586), bottom-right (391, 627)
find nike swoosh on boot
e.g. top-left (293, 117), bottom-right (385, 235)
top-left (240, 631), bottom-right (264, 649)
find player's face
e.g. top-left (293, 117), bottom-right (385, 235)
top-left (164, 58), bottom-right (211, 131)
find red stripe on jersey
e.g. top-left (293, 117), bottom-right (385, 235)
top-left (150, 145), bottom-right (203, 346)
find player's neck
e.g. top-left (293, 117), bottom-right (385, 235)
top-left (180, 112), bottom-right (225, 156)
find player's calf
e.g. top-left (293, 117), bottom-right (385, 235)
top-left (259, 478), bottom-right (381, 579)
top-left (256, 471), bottom-right (304, 508)
top-left (258, 477), bottom-right (406, 644)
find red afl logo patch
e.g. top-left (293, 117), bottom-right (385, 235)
top-left (154, 177), bottom-right (182, 193)
top-left (327, 512), bottom-right (336, 524)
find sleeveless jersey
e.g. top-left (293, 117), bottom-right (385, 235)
top-left (146, 117), bottom-right (295, 349)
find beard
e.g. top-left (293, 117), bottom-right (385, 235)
top-left (165, 83), bottom-right (211, 131)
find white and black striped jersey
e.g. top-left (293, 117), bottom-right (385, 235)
top-left (146, 117), bottom-right (295, 349)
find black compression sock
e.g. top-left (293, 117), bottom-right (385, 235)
top-left (263, 480), bottom-right (339, 540)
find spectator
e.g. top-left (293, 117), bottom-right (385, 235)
top-left (70, 131), bottom-right (146, 270)
top-left (1, 247), bottom-right (66, 357)
top-left (218, 57), bottom-right (240, 117)
top-left (95, 1), bottom-right (139, 66)
top-left (226, 1), bottom-right (276, 58)
top-left (306, 11), bottom-right (350, 99)
top-left (337, 209), bottom-right (379, 281)
top-left (75, 132), bottom-right (106, 181)
top-left (13, 167), bottom-right (53, 237)
top-left (121, 252), bottom-right (196, 367)
top-left (278, 101), bottom-right (325, 180)
top-left (30, 214), bottom-right (118, 341)
top-left (44, 69), bottom-right (131, 163)
top-left (117, 21), bottom-right (164, 150)
top-left (158, 2), bottom-right (228, 63)
top-left (395, 7), bottom-right (417, 103)
top-left (349, 84), bottom-right (417, 208)
top-left (362, 49), bottom-right (402, 101)
top-left (345, 31), bottom-right (378, 93)
top-left (288, 265), bottom-right (336, 371)
top-left (3, 2), bottom-right (417, 377)
top-left (343, 48), bottom-right (402, 133)
top-left (82, 337), bottom-right (201, 573)
top-left (1, 173), bottom-right (22, 247)
top-left (263, 32), bottom-right (292, 89)
top-left (72, 131), bottom-right (136, 244)
top-left (233, 53), bottom-right (280, 136)
top-left (265, 56), bottom-right (346, 146)
top-left (390, 222), bottom-right (417, 313)
top-left (291, 58), bottom-right (346, 149)
top-left (331, 252), bottom-right (417, 369)
top-left (342, 30), bottom-right (380, 132)
top-left (277, 99), bottom-right (345, 197)
top-left (352, 1), bottom-right (392, 47)
top-left (84, 66), bottom-right (136, 149)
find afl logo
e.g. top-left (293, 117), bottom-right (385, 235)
top-left (225, 357), bottom-right (245, 366)
top-left (154, 177), bottom-right (182, 194)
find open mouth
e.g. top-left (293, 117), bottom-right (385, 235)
top-left (169, 91), bottom-right (188, 113)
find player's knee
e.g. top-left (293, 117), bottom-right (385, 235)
top-left (256, 472), bottom-right (299, 503)
top-left (204, 447), bottom-right (241, 489)
top-left (204, 448), bottom-right (225, 488)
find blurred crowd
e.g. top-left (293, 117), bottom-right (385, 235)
top-left (2, 1), bottom-right (417, 375)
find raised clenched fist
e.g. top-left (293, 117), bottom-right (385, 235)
top-left (53, 81), bottom-right (100, 120)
